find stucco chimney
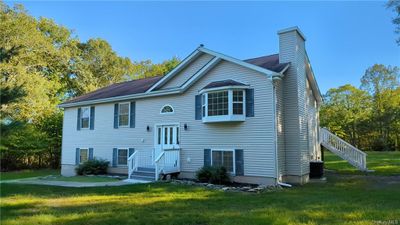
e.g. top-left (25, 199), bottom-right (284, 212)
top-left (277, 27), bottom-right (309, 184)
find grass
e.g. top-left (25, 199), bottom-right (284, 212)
top-left (324, 150), bottom-right (400, 175)
top-left (0, 151), bottom-right (399, 225)
top-left (0, 169), bottom-right (59, 181)
top-left (40, 175), bottom-right (121, 183)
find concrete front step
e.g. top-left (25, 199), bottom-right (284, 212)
top-left (137, 167), bottom-right (155, 172)
top-left (130, 167), bottom-right (156, 181)
top-left (130, 174), bottom-right (155, 181)
top-left (131, 171), bottom-right (155, 177)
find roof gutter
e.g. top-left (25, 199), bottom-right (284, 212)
top-left (58, 88), bottom-right (182, 108)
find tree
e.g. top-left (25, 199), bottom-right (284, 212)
top-left (361, 64), bottom-right (400, 151)
top-left (320, 85), bottom-right (371, 148)
top-left (387, 0), bottom-right (400, 45)
top-left (0, 2), bottom-right (181, 170)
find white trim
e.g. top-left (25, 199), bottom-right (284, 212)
top-left (118, 102), bottom-right (130, 128)
top-left (305, 51), bottom-right (323, 103)
top-left (154, 123), bottom-right (180, 151)
top-left (79, 148), bottom-right (89, 164)
top-left (199, 85), bottom-right (249, 94)
top-left (198, 47), bottom-right (278, 76)
top-left (201, 89), bottom-right (246, 123)
top-left (80, 107), bottom-right (90, 129)
top-left (180, 57), bottom-right (221, 91)
top-left (210, 149), bottom-right (236, 175)
top-left (146, 50), bottom-right (202, 93)
top-left (160, 104), bottom-right (174, 115)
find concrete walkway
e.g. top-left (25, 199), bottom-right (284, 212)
top-left (1, 177), bottom-right (151, 187)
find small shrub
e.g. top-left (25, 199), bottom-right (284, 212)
top-left (196, 166), bottom-right (230, 184)
top-left (75, 158), bottom-right (109, 175)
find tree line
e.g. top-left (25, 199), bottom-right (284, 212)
top-left (0, 3), bottom-right (180, 170)
top-left (320, 64), bottom-right (400, 151)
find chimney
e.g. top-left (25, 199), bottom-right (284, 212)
top-left (278, 26), bottom-right (306, 64)
top-left (277, 27), bottom-right (309, 184)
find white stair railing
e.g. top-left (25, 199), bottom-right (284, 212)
top-left (154, 149), bottom-right (181, 180)
top-left (128, 151), bottom-right (138, 179)
top-left (154, 151), bottom-right (165, 181)
top-left (320, 127), bottom-right (367, 171)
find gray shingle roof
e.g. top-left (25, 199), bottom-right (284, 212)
top-left (244, 54), bottom-right (289, 73)
top-left (61, 53), bottom-right (289, 105)
top-left (62, 76), bottom-right (163, 104)
top-left (202, 79), bottom-right (246, 90)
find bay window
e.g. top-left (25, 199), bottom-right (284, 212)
top-left (200, 88), bottom-right (246, 123)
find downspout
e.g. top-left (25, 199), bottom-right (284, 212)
top-left (270, 75), bottom-right (292, 188)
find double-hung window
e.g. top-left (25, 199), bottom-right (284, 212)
top-left (118, 103), bottom-right (130, 127)
top-left (80, 107), bottom-right (90, 129)
top-left (117, 149), bottom-right (128, 165)
top-left (212, 150), bottom-right (234, 173)
top-left (233, 90), bottom-right (244, 115)
top-left (79, 148), bottom-right (88, 163)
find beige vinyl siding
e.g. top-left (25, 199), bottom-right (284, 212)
top-left (306, 78), bottom-right (321, 161)
top-left (279, 30), bottom-right (309, 176)
top-left (275, 79), bottom-right (286, 177)
top-left (62, 59), bottom-right (277, 178)
top-left (160, 53), bottom-right (215, 90)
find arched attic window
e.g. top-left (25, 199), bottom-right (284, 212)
top-left (160, 105), bottom-right (174, 114)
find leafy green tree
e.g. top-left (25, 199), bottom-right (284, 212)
top-left (0, 2), bottom-right (181, 170)
top-left (361, 64), bottom-right (399, 151)
top-left (387, 0), bottom-right (400, 45)
top-left (320, 84), bottom-right (371, 148)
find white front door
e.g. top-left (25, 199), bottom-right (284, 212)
top-left (154, 124), bottom-right (180, 160)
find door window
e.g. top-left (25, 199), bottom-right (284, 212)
top-left (156, 125), bottom-right (180, 149)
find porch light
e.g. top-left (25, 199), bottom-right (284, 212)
top-left (184, 123), bottom-right (188, 130)
top-left (146, 125), bottom-right (150, 132)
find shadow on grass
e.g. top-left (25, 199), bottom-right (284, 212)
top-left (1, 175), bottom-right (400, 225)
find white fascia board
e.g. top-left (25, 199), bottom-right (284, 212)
top-left (58, 89), bottom-right (181, 108)
top-left (305, 51), bottom-right (323, 103)
top-left (146, 49), bottom-right (203, 93)
top-left (198, 47), bottom-right (278, 76)
top-left (180, 57), bottom-right (221, 91)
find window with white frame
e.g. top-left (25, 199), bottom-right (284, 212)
top-left (201, 88), bottom-right (246, 122)
top-left (117, 149), bottom-right (128, 165)
top-left (80, 107), bottom-right (90, 129)
top-left (202, 94), bottom-right (206, 117)
top-left (208, 91), bottom-right (229, 116)
top-left (79, 148), bottom-right (88, 163)
top-left (118, 103), bottom-right (130, 127)
top-left (212, 150), bottom-right (234, 173)
top-left (160, 105), bottom-right (174, 114)
top-left (233, 90), bottom-right (244, 115)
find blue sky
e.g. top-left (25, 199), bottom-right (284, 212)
top-left (8, 1), bottom-right (400, 93)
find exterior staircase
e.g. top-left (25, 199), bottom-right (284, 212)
top-left (126, 149), bottom-right (181, 182)
top-left (130, 167), bottom-right (155, 181)
top-left (320, 127), bottom-right (369, 171)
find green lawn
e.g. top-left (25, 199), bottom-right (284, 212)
top-left (1, 152), bottom-right (399, 225)
top-left (0, 169), bottom-right (59, 181)
top-left (40, 175), bottom-right (121, 183)
top-left (324, 150), bottom-right (400, 175)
